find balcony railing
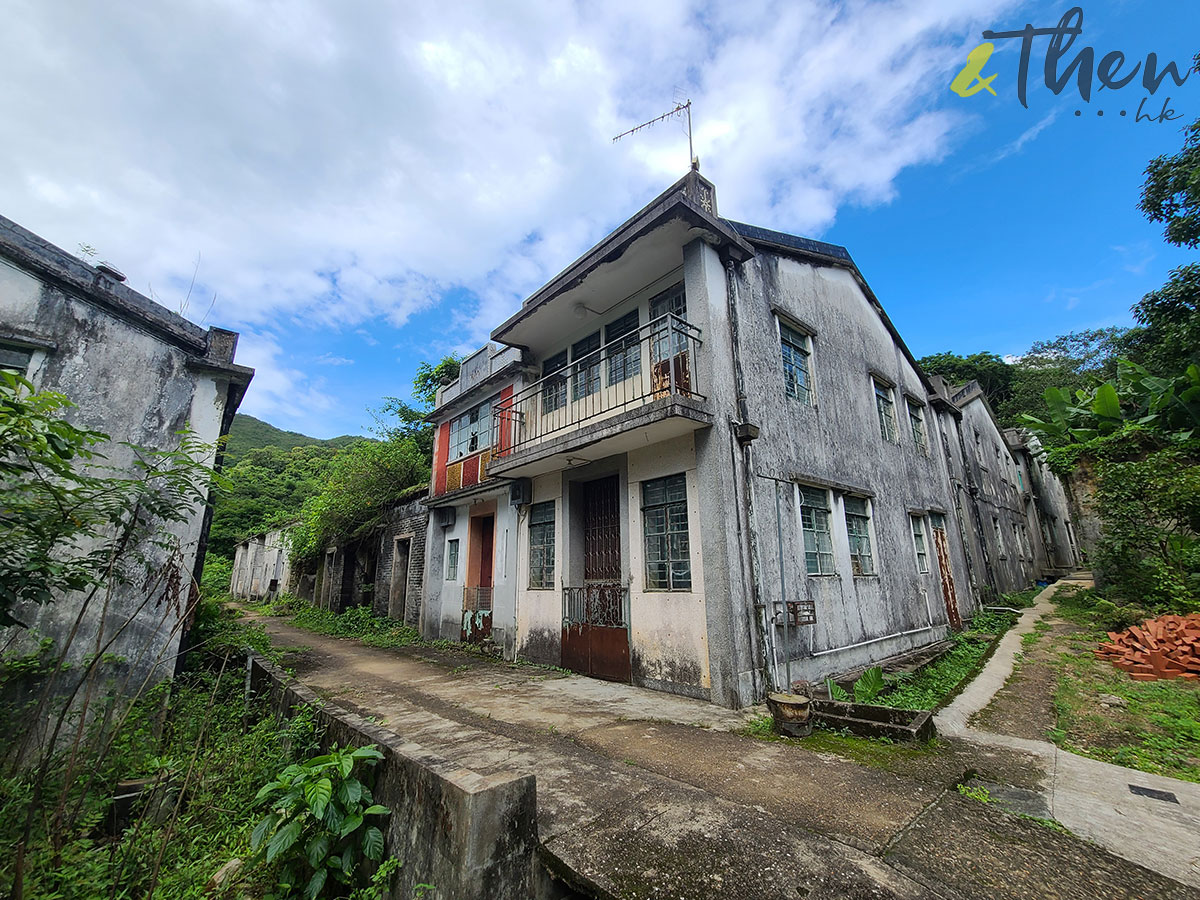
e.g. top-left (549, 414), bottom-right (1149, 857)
top-left (563, 583), bottom-right (629, 628)
top-left (492, 314), bottom-right (703, 457)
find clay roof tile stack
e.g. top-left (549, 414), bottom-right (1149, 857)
top-left (1093, 613), bottom-right (1200, 682)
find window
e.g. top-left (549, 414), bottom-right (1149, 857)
top-left (907, 400), bottom-right (927, 451)
top-left (642, 474), bottom-right (691, 590)
top-left (528, 501), bottom-right (555, 589)
top-left (605, 310), bottom-right (641, 384)
top-left (446, 539), bottom-right (459, 580)
top-left (1017, 468), bottom-right (1025, 490)
top-left (844, 497), bottom-right (875, 576)
top-left (874, 380), bottom-right (897, 443)
top-left (542, 350), bottom-right (568, 414)
top-left (1012, 523), bottom-right (1022, 559)
top-left (779, 323), bottom-right (813, 404)
top-left (571, 331), bottom-right (601, 401)
top-left (650, 283), bottom-right (687, 360)
top-left (449, 399), bottom-right (493, 460)
top-left (911, 515), bottom-right (930, 573)
top-left (0, 344), bottom-right (32, 375)
top-left (993, 516), bottom-right (1006, 558)
top-left (930, 512), bottom-right (947, 532)
top-left (799, 486), bottom-right (835, 575)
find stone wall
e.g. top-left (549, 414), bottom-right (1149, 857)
top-left (372, 498), bottom-right (428, 625)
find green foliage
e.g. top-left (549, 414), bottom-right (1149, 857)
top-left (0, 371), bottom-right (218, 628)
top-left (1128, 263), bottom-right (1200, 376)
top-left (251, 744), bottom-right (390, 899)
top-left (853, 666), bottom-right (885, 703)
top-left (373, 354), bottom-right (462, 460)
top-left (290, 602), bottom-right (423, 650)
top-left (208, 444), bottom-right (340, 558)
top-left (956, 783), bottom-right (992, 803)
top-left (201, 553), bottom-right (234, 601)
top-left (1139, 56), bottom-right (1200, 250)
top-left (289, 440), bottom-right (428, 563)
top-left (223, 414), bottom-right (364, 468)
top-left (918, 350), bottom-right (1014, 408)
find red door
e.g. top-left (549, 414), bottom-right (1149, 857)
top-left (462, 514), bottom-right (494, 643)
top-left (562, 476), bottom-right (631, 682)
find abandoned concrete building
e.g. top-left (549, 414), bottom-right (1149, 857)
top-left (0, 213), bottom-right (253, 684)
top-left (230, 526), bottom-right (294, 604)
top-left (271, 492), bottom-right (430, 625)
top-left (418, 171), bottom-right (1077, 709)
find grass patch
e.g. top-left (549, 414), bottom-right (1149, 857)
top-left (740, 714), bottom-right (939, 770)
top-left (1033, 585), bottom-right (1200, 783)
top-left (1001, 587), bottom-right (1043, 609)
top-left (290, 602), bottom-right (425, 650)
top-left (876, 611), bottom-right (1018, 711)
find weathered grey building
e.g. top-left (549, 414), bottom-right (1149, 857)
top-left (0, 213), bottom-right (252, 684)
top-left (231, 526), bottom-right (294, 603)
top-left (278, 493), bottom-right (429, 626)
top-left (420, 172), bottom-right (1077, 708)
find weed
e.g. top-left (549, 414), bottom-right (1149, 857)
top-left (956, 783), bottom-right (992, 803)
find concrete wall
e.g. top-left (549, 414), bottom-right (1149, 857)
top-left (726, 251), bottom-right (968, 691)
top-left (230, 527), bottom-right (292, 601)
top-left (247, 655), bottom-right (545, 900)
top-left (0, 216), bottom-right (250, 688)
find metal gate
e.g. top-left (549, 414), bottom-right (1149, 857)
top-left (932, 524), bottom-right (962, 630)
top-left (562, 476), bottom-right (631, 682)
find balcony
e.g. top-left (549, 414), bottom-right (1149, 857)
top-left (489, 314), bottom-right (713, 477)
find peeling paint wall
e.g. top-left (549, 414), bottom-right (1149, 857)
top-left (0, 228), bottom-right (249, 689)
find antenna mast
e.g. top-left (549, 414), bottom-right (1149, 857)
top-left (612, 99), bottom-right (697, 170)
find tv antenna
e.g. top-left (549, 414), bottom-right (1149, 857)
top-left (612, 99), bottom-right (698, 171)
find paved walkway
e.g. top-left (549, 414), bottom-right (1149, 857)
top-left (249, 606), bottom-right (1199, 899)
top-left (936, 573), bottom-right (1200, 889)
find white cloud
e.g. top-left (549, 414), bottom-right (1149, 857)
top-left (315, 353), bottom-right (354, 366)
top-left (0, 0), bottom-right (1020, 418)
top-left (233, 331), bottom-right (336, 428)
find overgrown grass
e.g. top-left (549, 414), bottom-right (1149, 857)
top-left (1038, 587), bottom-right (1200, 782)
top-left (875, 610), bottom-right (1019, 711)
top-left (288, 602), bottom-right (426, 651)
top-left (1000, 586), bottom-right (1043, 609)
top-left (0, 600), bottom-right (314, 899)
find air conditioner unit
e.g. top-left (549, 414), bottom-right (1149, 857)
top-left (509, 478), bottom-right (533, 507)
top-left (436, 507), bottom-right (456, 528)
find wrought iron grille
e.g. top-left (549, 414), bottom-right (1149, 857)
top-left (463, 586), bottom-right (493, 612)
top-left (563, 584), bottom-right (628, 628)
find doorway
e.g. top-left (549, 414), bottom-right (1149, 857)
top-left (389, 536), bottom-right (412, 620)
top-left (562, 475), bottom-right (631, 682)
top-left (462, 512), bottom-right (494, 643)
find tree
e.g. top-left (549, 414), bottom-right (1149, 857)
top-left (373, 354), bottom-right (461, 461)
top-left (1139, 53), bottom-right (1200, 249)
top-left (917, 351), bottom-right (1014, 406)
top-left (1126, 264), bottom-right (1200, 376)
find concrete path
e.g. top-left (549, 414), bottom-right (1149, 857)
top-left (248, 607), bottom-right (1199, 899)
top-left (936, 574), bottom-right (1200, 889)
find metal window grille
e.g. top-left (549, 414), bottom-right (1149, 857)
top-left (911, 515), bottom-right (929, 573)
top-left (605, 310), bottom-right (641, 385)
top-left (780, 323), bottom-right (812, 404)
top-left (874, 381), bottom-right (897, 443)
top-left (642, 473), bottom-right (691, 590)
top-left (541, 350), bottom-right (568, 414)
top-left (786, 598), bottom-right (817, 627)
top-left (844, 496), bottom-right (875, 576)
top-left (528, 501), bottom-right (556, 589)
top-left (799, 486), bottom-right (835, 575)
top-left (571, 331), bottom-right (601, 401)
top-left (907, 400), bottom-right (927, 450)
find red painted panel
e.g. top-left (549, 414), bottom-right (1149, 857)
top-left (433, 421), bottom-right (450, 496)
top-left (497, 384), bottom-right (514, 457)
top-left (462, 453), bottom-right (479, 488)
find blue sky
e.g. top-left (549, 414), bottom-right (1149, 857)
top-left (1, 1), bottom-right (1196, 438)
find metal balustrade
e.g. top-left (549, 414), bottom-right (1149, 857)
top-left (463, 586), bottom-right (493, 612)
top-left (492, 314), bottom-right (703, 457)
top-left (563, 583), bottom-right (629, 629)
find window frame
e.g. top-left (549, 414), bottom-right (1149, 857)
top-left (874, 379), bottom-right (898, 443)
top-left (541, 349), bottom-right (568, 414)
top-left (843, 496), bottom-right (875, 576)
top-left (799, 486), bottom-right (836, 576)
top-left (604, 309), bottom-right (641, 385)
top-left (571, 331), bottom-right (602, 401)
top-left (448, 398), bottom-right (494, 461)
top-left (906, 398), bottom-right (928, 451)
top-left (0, 343), bottom-right (33, 376)
top-left (910, 514), bottom-right (930, 574)
top-left (779, 321), bottom-right (814, 405)
top-left (528, 501), bottom-right (556, 589)
top-left (642, 473), bottom-right (692, 591)
top-left (446, 538), bottom-right (460, 581)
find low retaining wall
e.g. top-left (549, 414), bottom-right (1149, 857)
top-left (246, 654), bottom-right (542, 899)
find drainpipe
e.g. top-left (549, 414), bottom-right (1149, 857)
top-left (724, 259), bottom-right (772, 697)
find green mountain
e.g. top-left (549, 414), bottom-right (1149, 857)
top-left (222, 414), bottom-right (364, 466)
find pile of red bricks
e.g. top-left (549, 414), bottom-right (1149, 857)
top-left (1094, 614), bottom-right (1200, 681)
